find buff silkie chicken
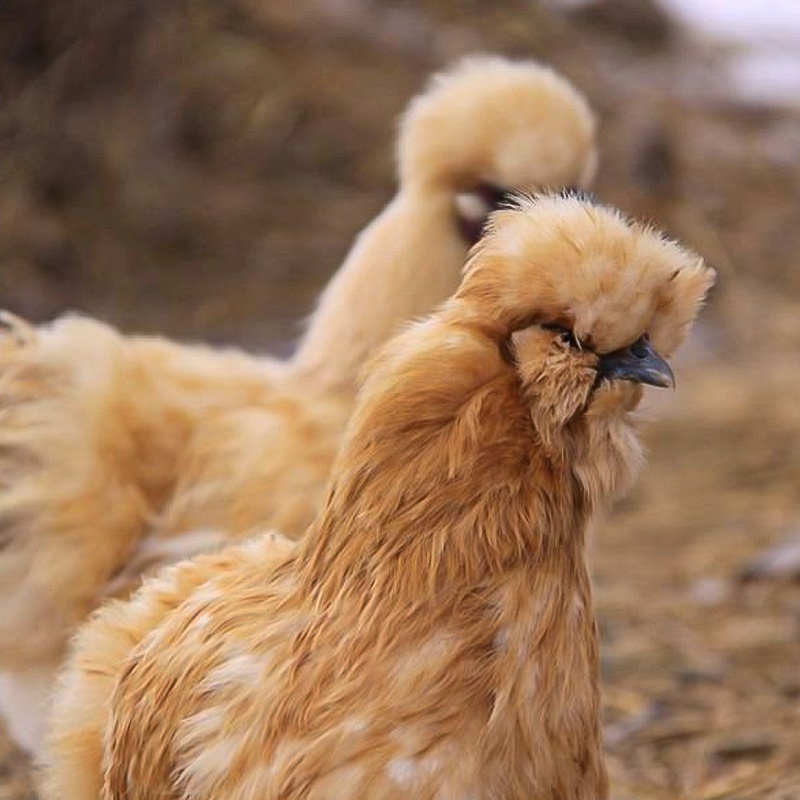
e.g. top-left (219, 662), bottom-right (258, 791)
top-left (0, 56), bottom-right (598, 757)
top-left (41, 193), bottom-right (714, 800)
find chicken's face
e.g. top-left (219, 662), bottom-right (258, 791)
top-left (457, 194), bottom-right (715, 441)
top-left (397, 57), bottom-right (597, 246)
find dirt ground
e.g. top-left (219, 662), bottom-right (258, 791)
top-left (1, 1), bottom-right (799, 798)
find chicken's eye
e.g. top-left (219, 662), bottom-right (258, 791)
top-left (543, 323), bottom-right (581, 351)
top-left (559, 329), bottom-right (581, 350)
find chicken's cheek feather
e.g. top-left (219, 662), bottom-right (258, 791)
top-left (589, 380), bottom-right (643, 417)
top-left (519, 368), bottom-right (596, 454)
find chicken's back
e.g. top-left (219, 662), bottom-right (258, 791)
top-left (42, 531), bottom-right (296, 800)
top-left (100, 549), bottom-right (491, 800)
top-left (0, 315), bottom-right (298, 754)
top-left (106, 388), bottom-right (348, 598)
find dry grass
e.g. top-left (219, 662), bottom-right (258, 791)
top-left (599, 352), bottom-right (800, 798)
top-left (1, 1), bottom-right (799, 797)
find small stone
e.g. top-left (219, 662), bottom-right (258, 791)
top-left (739, 535), bottom-right (800, 582)
top-left (689, 577), bottom-right (731, 607)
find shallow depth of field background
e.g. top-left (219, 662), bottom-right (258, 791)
top-left (1, 1), bottom-right (799, 798)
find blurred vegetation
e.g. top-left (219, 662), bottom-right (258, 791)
top-left (2, 0), bottom-right (798, 351)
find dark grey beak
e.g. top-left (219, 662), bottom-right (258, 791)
top-left (597, 335), bottom-right (675, 389)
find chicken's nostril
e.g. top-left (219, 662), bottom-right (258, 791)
top-left (629, 336), bottom-right (650, 359)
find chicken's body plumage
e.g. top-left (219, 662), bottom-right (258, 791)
top-left (42, 195), bottom-right (714, 800)
top-left (0, 57), bottom-right (598, 755)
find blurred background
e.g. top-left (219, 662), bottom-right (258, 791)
top-left (0, 1), bottom-right (798, 798)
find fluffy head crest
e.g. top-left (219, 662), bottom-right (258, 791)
top-left (461, 193), bottom-right (715, 358)
top-left (397, 56), bottom-right (597, 193)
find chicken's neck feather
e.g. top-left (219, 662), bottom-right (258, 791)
top-left (295, 310), bottom-right (637, 604)
top-left (290, 190), bottom-right (466, 395)
top-left (286, 311), bottom-right (619, 796)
